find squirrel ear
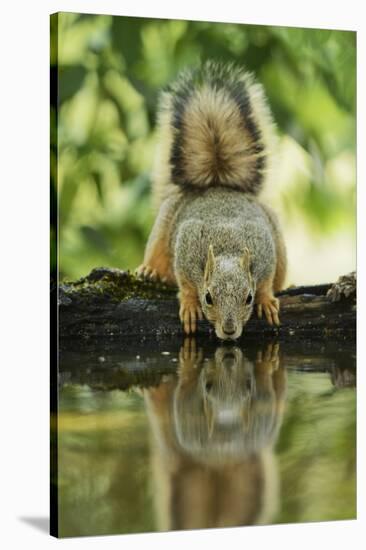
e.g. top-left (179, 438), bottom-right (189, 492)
top-left (240, 247), bottom-right (251, 273)
top-left (204, 244), bottom-right (216, 283)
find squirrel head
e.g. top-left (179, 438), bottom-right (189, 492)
top-left (201, 245), bottom-right (255, 340)
top-left (173, 342), bottom-right (285, 465)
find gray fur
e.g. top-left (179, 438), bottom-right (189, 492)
top-left (172, 187), bottom-right (276, 339)
top-left (139, 62), bottom-right (286, 339)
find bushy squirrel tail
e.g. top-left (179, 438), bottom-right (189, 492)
top-left (152, 60), bottom-right (276, 206)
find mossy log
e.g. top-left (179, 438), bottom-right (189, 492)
top-left (58, 268), bottom-right (356, 345)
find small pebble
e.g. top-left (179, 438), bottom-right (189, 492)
top-left (136, 355), bottom-right (140, 360)
top-left (161, 351), bottom-right (170, 356)
top-left (98, 356), bottom-right (106, 363)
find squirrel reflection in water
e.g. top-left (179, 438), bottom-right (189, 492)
top-left (143, 339), bottom-right (287, 531)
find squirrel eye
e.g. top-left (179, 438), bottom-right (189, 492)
top-left (246, 292), bottom-right (253, 305)
top-left (205, 291), bottom-right (213, 306)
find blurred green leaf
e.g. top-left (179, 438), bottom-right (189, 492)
top-left (51, 13), bottom-right (356, 281)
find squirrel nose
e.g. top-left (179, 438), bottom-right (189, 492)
top-left (223, 320), bottom-right (237, 335)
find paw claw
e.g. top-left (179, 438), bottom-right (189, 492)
top-left (256, 295), bottom-right (280, 327)
top-left (180, 338), bottom-right (203, 366)
top-left (256, 342), bottom-right (280, 371)
top-left (150, 269), bottom-right (158, 281)
top-left (179, 300), bottom-right (202, 334)
top-left (136, 264), bottom-right (161, 282)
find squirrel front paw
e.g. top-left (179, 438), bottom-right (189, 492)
top-left (179, 298), bottom-right (203, 334)
top-left (256, 294), bottom-right (280, 326)
top-left (135, 264), bottom-right (168, 283)
top-left (256, 343), bottom-right (280, 372)
top-left (179, 338), bottom-right (203, 366)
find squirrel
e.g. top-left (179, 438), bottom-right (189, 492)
top-left (136, 61), bottom-right (287, 340)
top-left (143, 339), bottom-right (285, 529)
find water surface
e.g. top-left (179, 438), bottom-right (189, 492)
top-left (56, 338), bottom-right (356, 537)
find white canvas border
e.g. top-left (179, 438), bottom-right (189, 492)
top-left (0, 1), bottom-right (363, 548)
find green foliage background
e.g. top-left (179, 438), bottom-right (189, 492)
top-left (51, 13), bottom-right (356, 281)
